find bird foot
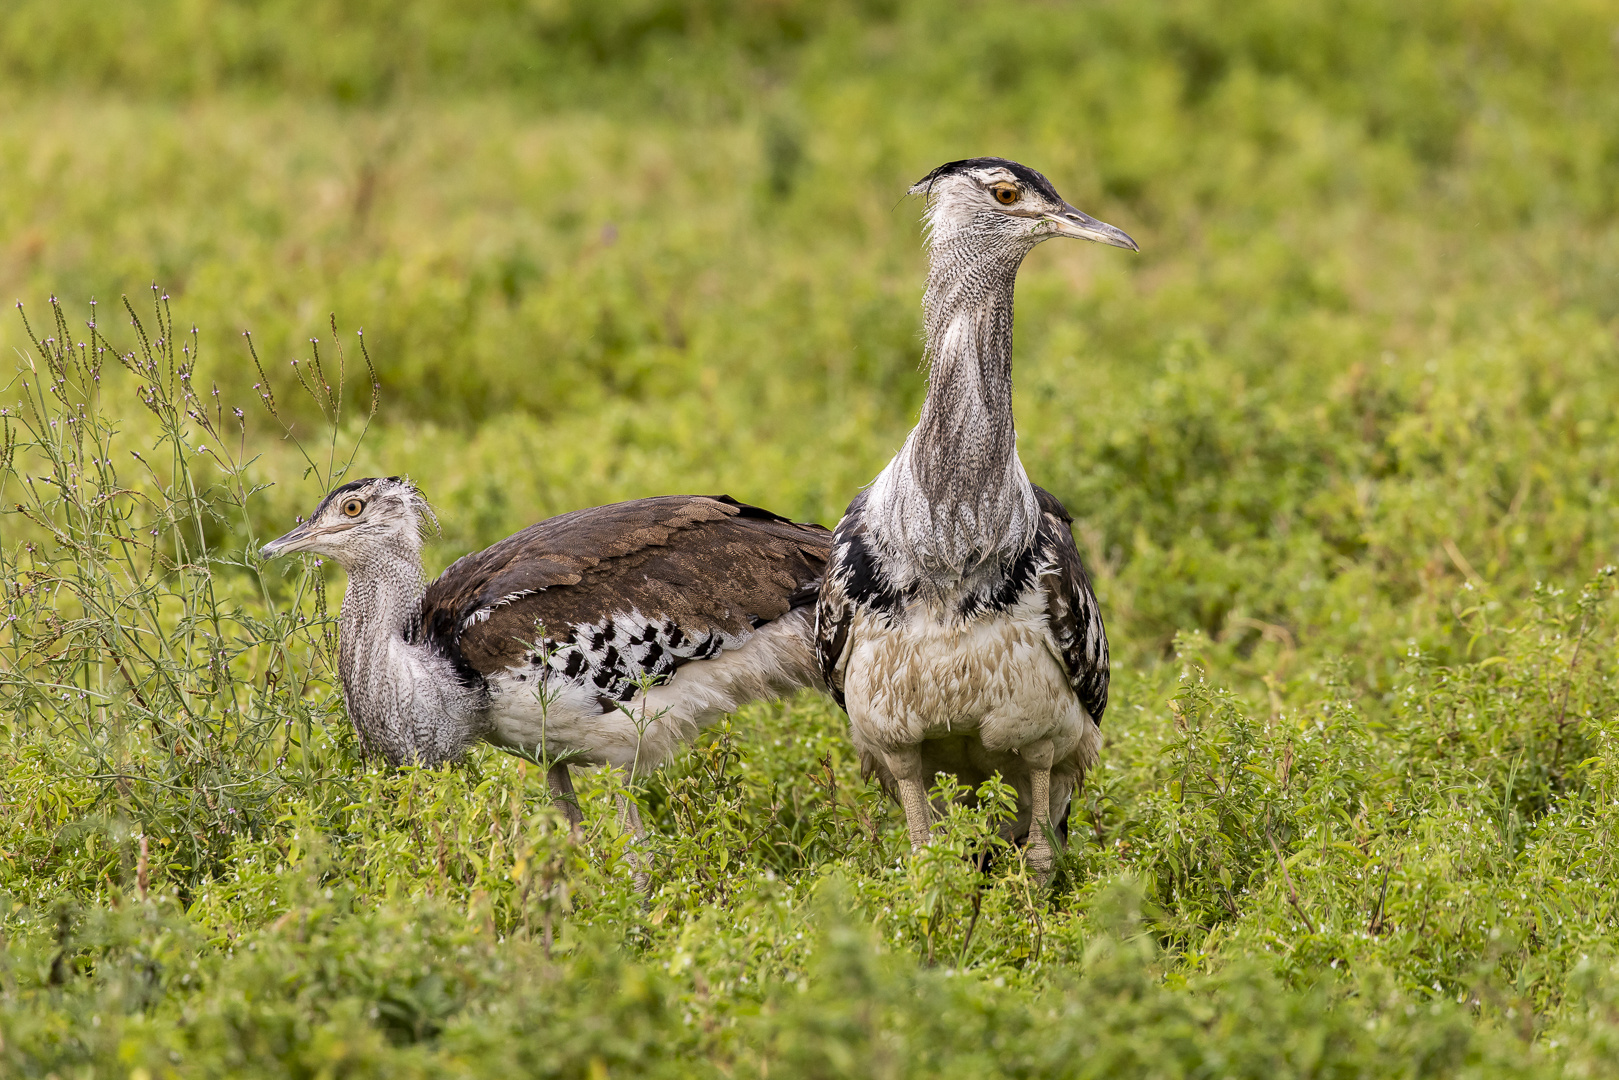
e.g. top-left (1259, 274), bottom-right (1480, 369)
top-left (1026, 839), bottom-right (1054, 885)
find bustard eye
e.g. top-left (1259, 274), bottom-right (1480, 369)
top-left (991, 184), bottom-right (1019, 205)
top-left (341, 499), bottom-right (365, 518)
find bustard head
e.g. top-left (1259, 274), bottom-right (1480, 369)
top-left (910, 157), bottom-right (1138, 256)
top-left (260, 476), bottom-right (436, 569)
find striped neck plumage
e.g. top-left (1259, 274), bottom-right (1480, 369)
top-left (336, 546), bottom-right (437, 763)
top-left (870, 227), bottom-right (1039, 580)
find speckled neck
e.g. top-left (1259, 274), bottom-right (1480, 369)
top-left (867, 223), bottom-right (1039, 585)
top-left (336, 547), bottom-right (481, 765)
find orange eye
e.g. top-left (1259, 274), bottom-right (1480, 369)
top-left (991, 184), bottom-right (1019, 205)
top-left (342, 499), bottom-right (364, 517)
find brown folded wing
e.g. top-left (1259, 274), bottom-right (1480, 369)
top-left (418, 495), bottom-right (830, 686)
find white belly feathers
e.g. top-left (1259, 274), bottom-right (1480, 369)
top-left (479, 607), bottom-right (821, 772)
top-left (841, 591), bottom-right (1098, 769)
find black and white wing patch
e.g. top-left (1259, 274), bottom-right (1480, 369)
top-left (813, 493), bottom-right (861, 709)
top-left (1032, 485), bottom-right (1109, 726)
top-left (814, 489), bottom-right (907, 708)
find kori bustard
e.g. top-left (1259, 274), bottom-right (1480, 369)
top-left (263, 480), bottom-right (829, 843)
top-left (815, 158), bottom-right (1135, 876)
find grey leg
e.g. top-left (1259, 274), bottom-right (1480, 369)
top-left (615, 787), bottom-right (652, 895)
top-left (547, 762), bottom-right (584, 832)
top-left (885, 746), bottom-right (934, 851)
top-left (1024, 740), bottom-right (1056, 882)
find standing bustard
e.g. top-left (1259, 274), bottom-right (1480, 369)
top-left (262, 479), bottom-right (830, 838)
top-left (815, 158), bottom-right (1136, 875)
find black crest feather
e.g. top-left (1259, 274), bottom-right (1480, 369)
top-left (911, 157), bottom-right (1064, 203)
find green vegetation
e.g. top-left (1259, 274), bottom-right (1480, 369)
top-left (5, 1), bottom-right (1619, 1074)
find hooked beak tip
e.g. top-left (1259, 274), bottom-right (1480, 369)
top-left (1049, 206), bottom-right (1139, 251)
top-left (259, 527), bottom-right (309, 560)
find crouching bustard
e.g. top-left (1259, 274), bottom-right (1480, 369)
top-left (262, 483), bottom-right (830, 845)
top-left (815, 158), bottom-right (1136, 876)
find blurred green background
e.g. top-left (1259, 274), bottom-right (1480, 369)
top-left (6, 2), bottom-right (1619, 1075)
top-left (6, 0), bottom-right (1619, 682)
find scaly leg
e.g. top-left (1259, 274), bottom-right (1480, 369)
top-left (546, 762), bottom-right (584, 833)
top-left (615, 787), bottom-right (652, 895)
top-left (1024, 740), bottom-right (1056, 882)
top-left (884, 746), bottom-right (934, 851)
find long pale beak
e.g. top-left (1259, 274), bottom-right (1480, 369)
top-left (260, 521), bottom-right (317, 559)
top-left (1044, 203), bottom-right (1139, 250)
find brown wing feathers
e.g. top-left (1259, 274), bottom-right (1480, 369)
top-left (418, 496), bottom-right (830, 682)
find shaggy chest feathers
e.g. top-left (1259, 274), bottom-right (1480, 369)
top-left (815, 482), bottom-right (1110, 736)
